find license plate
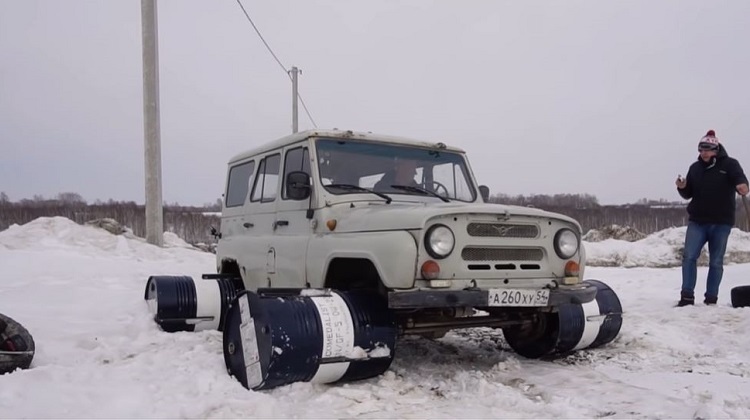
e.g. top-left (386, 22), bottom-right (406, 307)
top-left (487, 289), bottom-right (549, 307)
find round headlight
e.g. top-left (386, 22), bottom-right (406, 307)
top-left (424, 224), bottom-right (455, 259)
top-left (554, 228), bottom-right (579, 259)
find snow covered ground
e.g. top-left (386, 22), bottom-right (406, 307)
top-left (2, 217), bottom-right (750, 419)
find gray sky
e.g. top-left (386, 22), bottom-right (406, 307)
top-left (2, 0), bottom-right (748, 206)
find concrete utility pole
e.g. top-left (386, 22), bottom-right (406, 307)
top-left (290, 66), bottom-right (299, 133)
top-left (141, 0), bottom-right (164, 247)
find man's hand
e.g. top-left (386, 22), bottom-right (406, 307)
top-left (676, 175), bottom-right (687, 189)
top-left (737, 183), bottom-right (749, 196)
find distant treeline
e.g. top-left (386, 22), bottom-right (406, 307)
top-left (1, 192), bottom-right (748, 245)
top-left (488, 193), bottom-right (749, 234)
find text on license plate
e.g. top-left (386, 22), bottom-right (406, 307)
top-left (487, 289), bottom-right (549, 307)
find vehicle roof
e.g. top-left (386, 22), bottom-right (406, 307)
top-left (227, 129), bottom-right (466, 164)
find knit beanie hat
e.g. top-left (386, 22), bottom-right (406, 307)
top-left (698, 130), bottom-right (719, 150)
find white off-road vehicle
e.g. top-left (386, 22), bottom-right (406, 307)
top-left (145, 129), bottom-right (621, 389)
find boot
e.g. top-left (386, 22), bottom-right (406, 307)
top-left (677, 297), bottom-right (694, 307)
top-left (703, 296), bottom-right (717, 305)
top-left (677, 292), bottom-right (695, 307)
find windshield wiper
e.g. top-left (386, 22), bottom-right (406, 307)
top-left (326, 184), bottom-right (392, 204)
top-left (389, 185), bottom-right (450, 203)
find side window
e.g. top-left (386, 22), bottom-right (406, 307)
top-left (251, 154), bottom-right (281, 203)
top-left (282, 147), bottom-right (310, 199)
top-left (225, 161), bottom-right (255, 207)
top-left (432, 162), bottom-right (474, 201)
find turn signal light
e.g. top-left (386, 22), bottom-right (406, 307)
top-left (565, 260), bottom-right (580, 277)
top-left (326, 219), bottom-right (337, 231)
top-left (421, 260), bottom-right (440, 280)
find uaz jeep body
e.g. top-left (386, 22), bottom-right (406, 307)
top-left (207, 129), bottom-right (619, 358)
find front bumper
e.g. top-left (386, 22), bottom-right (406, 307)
top-left (387, 284), bottom-right (597, 309)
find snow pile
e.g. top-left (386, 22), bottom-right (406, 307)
top-left (0, 216), bottom-right (205, 262)
top-left (584, 226), bottom-right (750, 268)
top-left (2, 217), bottom-right (750, 418)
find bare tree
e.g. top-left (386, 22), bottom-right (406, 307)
top-left (57, 192), bottom-right (86, 205)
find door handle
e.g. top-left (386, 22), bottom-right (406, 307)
top-left (243, 222), bottom-right (254, 228)
top-left (273, 220), bottom-right (289, 229)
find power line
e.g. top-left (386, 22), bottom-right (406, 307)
top-left (235, 0), bottom-right (317, 128)
top-left (235, 0), bottom-right (285, 74)
top-left (297, 95), bottom-right (317, 128)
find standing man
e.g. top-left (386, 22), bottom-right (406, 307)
top-left (675, 130), bottom-right (749, 306)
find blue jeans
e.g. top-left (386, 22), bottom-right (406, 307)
top-left (681, 222), bottom-right (732, 300)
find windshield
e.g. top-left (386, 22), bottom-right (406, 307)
top-left (315, 138), bottom-right (477, 202)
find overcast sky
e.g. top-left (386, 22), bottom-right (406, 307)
top-left (1, 0), bottom-right (748, 206)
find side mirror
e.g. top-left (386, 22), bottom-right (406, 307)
top-left (478, 185), bottom-right (490, 202)
top-left (286, 171), bottom-right (311, 200)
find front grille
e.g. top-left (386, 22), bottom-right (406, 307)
top-left (466, 223), bottom-right (538, 238)
top-left (461, 247), bottom-right (544, 261)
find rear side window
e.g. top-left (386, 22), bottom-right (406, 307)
top-left (282, 147), bottom-right (310, 199)
top-left (225, 161), bottom-right (255, 207)
top-left (251, 154), bottom-right (281, 203)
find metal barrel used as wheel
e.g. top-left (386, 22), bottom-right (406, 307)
top-left (503, 279), bottom-right (623, 358)
top-left (731, 285), bottom-right (750, 308)
top-left (556, 279), bottom-right (623, 352)
top-left (144, 275), bottom-right (244, 332)
top-left (222, 289), bottom-right (398, 391)
top-left (0, 313), bottom-right (35, 375)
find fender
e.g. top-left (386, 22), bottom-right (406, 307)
top-left (306, 230), bottom-right (418, 289)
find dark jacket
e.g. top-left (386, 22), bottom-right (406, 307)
top-left (678, 144), bottom-right (748, 225)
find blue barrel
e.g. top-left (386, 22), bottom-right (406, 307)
top-left (222, 289), bottom-right (397, 391)
top-left (144, 275), bottom-right (243, 332)
top-left (503, 279), bottom-right (623, 358)
top-left (556, 279), bottom-right (623, 353)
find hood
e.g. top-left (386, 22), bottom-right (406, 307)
top-left (324, 201), bottom-right (581, 233)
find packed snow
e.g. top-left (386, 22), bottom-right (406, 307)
top-left (584, 226), bottom-right (750, 268)
top-left (2, 217), bottom-right (750, 419)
